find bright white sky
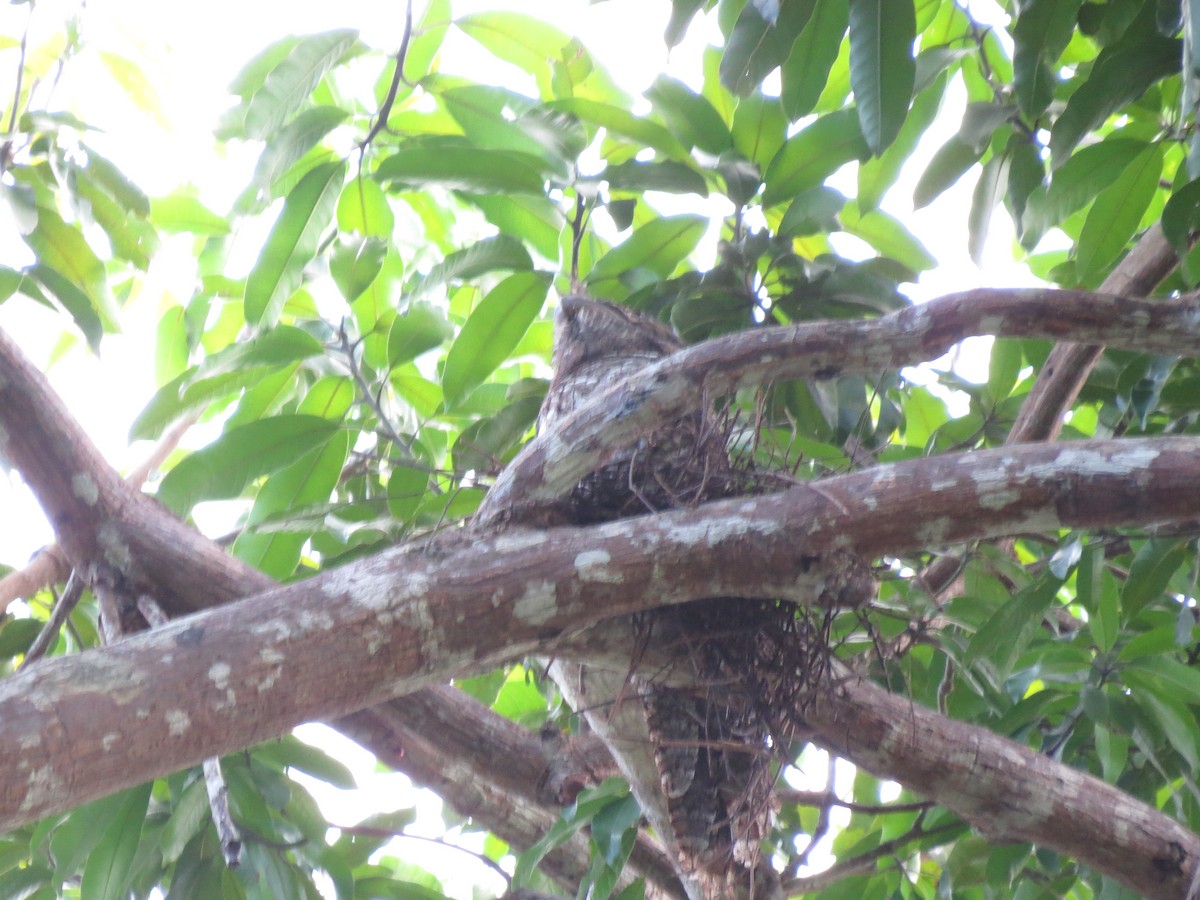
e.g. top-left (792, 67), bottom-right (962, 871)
top-left (0, 1), bottom-right (1037, 894)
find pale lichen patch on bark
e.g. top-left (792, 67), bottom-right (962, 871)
top-left (18, 732), bottom-right (41, 750)
top-left (101, 732), bottom-right (119, 751)
top-left (165, 709), bottom-right (190, 735)
top-left (574, 549), bottom-right (622, 583)
top-left (97, 521), bottom-right (133, 572)
top-left (208, 662), bottom-right (231, 689)
top-left (979, 488), bottom-right (1022, 510)
top-left (1056, 444), bottom-right (1162, 476)
top-left (20, 765), bottom-right (61, 813)
top-left (71, 473), bottom-right (99, 506)
top-left (296, 610), bottom-right (335, 632)
top-left (513, 580), bottom-right (559, 626)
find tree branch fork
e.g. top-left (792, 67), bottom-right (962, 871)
top-left (2, 286), bottom-right (1200, 898)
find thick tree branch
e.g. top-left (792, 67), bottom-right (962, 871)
top-left (2, 437), bottom-right (1198, 831)
top-left (478, 289), bottom-right (1200, 524)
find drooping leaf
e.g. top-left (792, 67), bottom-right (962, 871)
top-left (150, 194), bottom-right (232, 235)
top-left (546, 97), bottom-right (688, 159)
top-left (1075, 143), bottom-right (1163, 279)
top-left (79, 781), bottom-right (152, 900)
top-left (455, 12), bottom-right (572, 86)
top-left (376, 141), bottom-right (549, 194)
top-left (839, 201), bottom-right (936, 271)
top-left (604, 159), bottom-right (709, 196)
top-left (329, 236), bottom-right (387, 304)
top-left (441, 272), bottom-right (550, 408)
top-left (157, 415), bottom-right (340, 514)
top-left (1012, 0), bottom-right (1086, 119)
top-left (645, 76), bottom-right (734, 155)
top-left (587, 215), bottom-right (707, 282)
top-left (337, 177), bottom-right (394, 239)
top-left (762, 108), bottom-right (868, 206)
top-left (410, 234), bottom-right (533, 296)
top-left (780, 0), bottom-right (850, 120)
top-left (251, 105), bottom-right (349, 193)
top-left (221, 30), bottom-right (361, 140)
top-left (245, 160), bottom-right (346, 327)
top-left (720, 0), bottom-right (818, 96)
top-left (847, 0), bottom-right (916, 154)
top-left (388, 302), bottom-right (454, 369)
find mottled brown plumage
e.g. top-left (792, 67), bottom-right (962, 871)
top-left (539, 295), bottom-right (776, 892)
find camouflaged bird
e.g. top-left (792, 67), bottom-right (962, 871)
top-left (538, 295), bottom-right (779, 895)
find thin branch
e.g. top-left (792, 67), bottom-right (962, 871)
top-left (20, 571), bottom-right (84, 665)
top-left (359, 0), bottom-right (415, 152)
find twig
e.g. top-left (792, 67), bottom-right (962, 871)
top-left (20, 570), bottom-right (84, 665)
top-left (333, 825), bottom-right (511, 886)
top-left (359, 0), bottom-right (415, 152)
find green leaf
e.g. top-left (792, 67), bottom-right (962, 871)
top-left (441, 272), bottom-right (549, 408)
top-left (79, 781), bottom-right (152, 900)
top-left (1075, 143), bottom-right (1163, 279)
top-left (388, 302), bottom-right (453, 369)
top-left (838, 201), bottom-right (936, 270)
top-left (645, 76), bottom-right (733, 155)
top-left (376, 142), bottom-right (548, 194)
top-left (329, 236), bottom-right (387, 303)
top-left (762, 108), bottom-right (868, 206)
top-left (28, 264), bottom-right (106, 352)
top-left (466, 193), bottom-right (563, 260)
top-left (1161, 177), bottom-right (1200, 273)
top-left (1013, 0), bottom-right (1085, 119)
top-left (779, 186), bottom-right (846, 235)
top-left (912, 136), bottom-right (984, 209)
top-left (251, 105), bottom-right (349, 193)
top-left (858, 71), bottom-right (945, 211)
top-left (233, 430), bottom-right (351, 579)
top-left (245, 160), bottom-right (345, 327)
top-left (1048, 26), bottom-right (1181, 166)
top-left (455, 11), bottom-right (572, 85)
top-left (1021, 138), bottom-right (1146, 246)
top-left (0, 617), bottom-right (42, 659)
top-left (720, 0), bottom-right (817, 96)
top-left (150, 194), bottom-right (232, 235)
top-left (968, 153), bottom-right (1009, 265)
top-left (256, 734), bottom-right (357, 790)
top-left (604, 159), bottom-right (709, 196)
top-left (222, 30), bottom-right (361, 140)
top-left (388, 465), bottom-right (430, 524)
top-left (546, 98), bottom-right (688, 159)
top-left (966, 575), bottom-right (1061, 676)
top-left (781, 0), bottom-right (850, 119)
top-left (23, 208), bottom-right (116, 340)
top-left (411, 234), bottom-right (533, 296)
top-left (160, 777), bottom-right (209, 865)
top-left (157, 415), bottom-right (340, 514)
top-left (848, 0), bottom-right (916, 154)
top-left (337, 177), bottom-right (394, 239)
top-left (1122, 538), bottom-right (1187, 619)
top-left (1125, 655), bottom-right (1200, 706)
top-left (588, 214), bottom-right (707, 282)
top-left (731, 92), bottom-right (788, 170)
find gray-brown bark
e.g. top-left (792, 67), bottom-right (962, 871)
top-left (3, 286), bottom-right (1200, 897)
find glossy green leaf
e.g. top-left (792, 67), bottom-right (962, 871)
top-left (376, 142), bottom-right (548, 194)
top-left (546, 97), bottom-right (688, 159)
top-left (441, 272), bottom-right (549, 408)
top-left (455, 11), bottom-right (572, 84)
top-left (157, 414), bottom-right (340, 513)
top-left (412, 235), bottom-right (533, 296)
top-left (28, 265), bottom-right (105, 352)
top-left (1021, 139), bottom-right (1145, 246)
top-left (604, 159), bottom-right (708, 195)
top-left (1048, 26), bottom-right (1180, 166)
top-left (858, 71), bottom-right (945, 211)
top-left (779, 186), bottom-right (846, 235)
top-left (466, 193), bottom-right (562, 260)
top-left (330, 236), bottom-right (387, 303)
top-left (780, 0), bottom-right (850, 119)
top-left (966, 575), bottom-right (1060, 675)
top-left (762, 108), bottom-right (868, 206)
top-left (1125, 655), bottom-right (1200, 706)
top-left (159, 777), bottom-right (209, 864)
top-left (731, 92), bottom-right (788, 169)
top-left (222, 30), bottom-right (361, 140)
top-left (588, 214), bottom-right (707, 282)
top-left (150, 194), bottom-right (232, 235)
top-left (645, 76), bottom-right (733, 155)
top-left (234, 429), bottom-right (351, 579)
top-left (1075, 143), bottom-right (1162, 279)
top-left (387, 465), bottom-right (430, 524)
top-left (1013, 0), bottom-right (1085, 119)
top-left (337, 177), bottom-right (394, 239)
top-left (24, 208), bottom-right (115, 340)
top-left (256, 734), bottom-right (357, 790)
top-left (79, 781), bottom-right (151, 900)
top-left (245, 160), bottom-right (345, 327)
top-left (1161, 177), bottom-right (1200, 274)
top-left (1121, 538), bottom-right (1187, 619)
top-left (912, 136), bottom-right (984, 209)
top-left (968, 154), bottom-right (1009, 265)
top-left (251, 105), bottom-right (348, 192)
top-left (388, 302), bottom-right (453, 369)
top-left (720, 0), bottom-right (817, 96)
top-left (838, 201), bottom-right (936, 270)
top-left (848, 0), bottom-right (916, 154)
